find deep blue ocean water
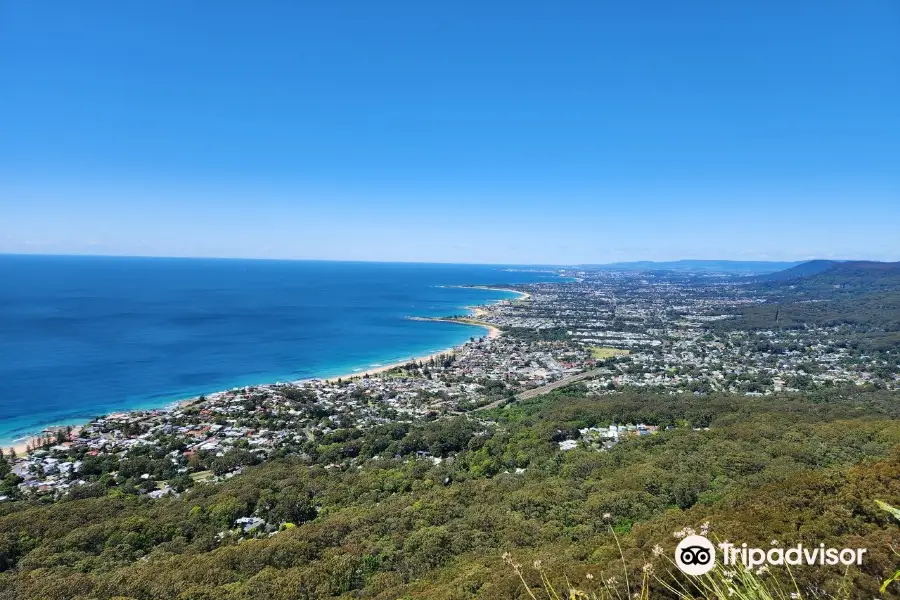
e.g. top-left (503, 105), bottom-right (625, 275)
top-left (0, 255), bottom-right (552, 446)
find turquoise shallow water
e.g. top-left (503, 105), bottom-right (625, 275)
top-left (0, 255), bottom-right (550, 446)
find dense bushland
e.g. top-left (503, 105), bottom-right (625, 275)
top-left (0, 387), bottom-right (898, 599)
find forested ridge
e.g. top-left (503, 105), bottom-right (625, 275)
top-left (718, 261), bottom-right (900, 352)
top-left (1, 386), bottom-right (898, 599)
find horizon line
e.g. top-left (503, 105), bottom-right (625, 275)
top-left (0, 251), bottom-right (876, 267)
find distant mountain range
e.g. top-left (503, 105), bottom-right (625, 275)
top-left (721, 260), bottom-right (900, 349)
top-left (754, 259), bottom-right (839, 281)
top-left (759, 260), bottom-right (900, 288)
top-left (577, 260), bottom-right (803, 274)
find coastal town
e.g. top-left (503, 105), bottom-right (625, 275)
top-left (3, 269), bottom-right (896, 504)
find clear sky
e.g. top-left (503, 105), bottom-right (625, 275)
top-left (2, 1), bottom-right (898, 264)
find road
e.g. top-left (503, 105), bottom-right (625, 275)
top-left (474, 369), bottom-right (598, 411)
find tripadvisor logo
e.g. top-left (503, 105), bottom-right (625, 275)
top-left (675, 535), bottom-right (716, 575)
top-left (674, 535), bottom-right (868, 576)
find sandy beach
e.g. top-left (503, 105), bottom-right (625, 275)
top-left (324, 348), bottom-right (458, 383)
top-left (321, 289), bottom-right (525, 383)
top-left (8, 439), bottom-right (33, 457)
top-left (6, 425), bottom-right (83, 457)
top-left (464, 286), bottom-right (531, 301)
top-left (324, 316), bottom-right (502, 383)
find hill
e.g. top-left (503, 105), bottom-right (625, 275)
top-left (577, 260), bottom-right (802, 274)
top-left (758, 259), bottom-right (900, 289)
top-left (795, 260), bottom-right (900, 292)
top-left (756, 259), bottom-right (839, 281)
top-left (719, 261), bottom-right (900, 350)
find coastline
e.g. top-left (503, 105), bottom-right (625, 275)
top-left (317, 288), bottom-right (522, 383)
top-left (2, 290), bottom-right (520, 455)
top-left (323, 316), bottom-right (503, 383)
top-left (8, 437), bottom-right (36, 457)
top-left (7, 426), bottom-right (84, 457)
top-left (326, 347), bottom-right (461, 383)
top-left (455, 285), bottom-right (531, 302)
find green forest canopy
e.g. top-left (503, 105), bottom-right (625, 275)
top-left (0, 386), bottom-right (898, 599)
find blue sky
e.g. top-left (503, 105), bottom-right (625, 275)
top-left (1, 1), bottom-right (898, 264)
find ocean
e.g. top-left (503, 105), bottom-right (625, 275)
top-left (0, 255), bottom-right (552, 446)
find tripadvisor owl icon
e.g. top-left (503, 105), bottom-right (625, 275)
top-left (675, 535), bottom-right (716, 575)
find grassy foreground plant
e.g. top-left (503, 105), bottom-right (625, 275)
top-left (504, 554), bottom-right (836, 600)
top-left (876, 500), bottom-right (900, 594)
top-left (502, 521), bottom-right (864, 600)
